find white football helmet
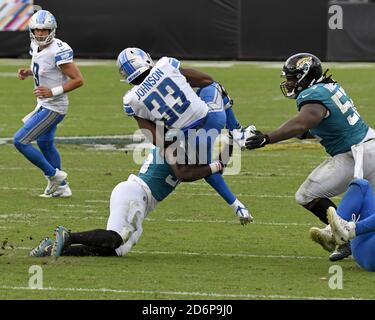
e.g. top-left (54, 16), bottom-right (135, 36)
top-left (116, 47), bottom-right (154, 83)
top-left (29, 10), bottom-right (57, 46)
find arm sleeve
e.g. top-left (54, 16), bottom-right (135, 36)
top-left (55, 43), bottom-right (74, 66)
top-left (167, 57), bottom-right (181, 69)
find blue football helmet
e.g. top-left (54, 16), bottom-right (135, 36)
top-left (28, 10), bottom-right (57, 46)
top-left (116, 47), bottom-right (154, 83)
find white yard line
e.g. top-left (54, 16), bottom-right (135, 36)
top-left (0, 212), bottom-right (314, 227)
top-left (0, 285), bottom-right (361, 300)
top-left (12, 246), bottom-right (327, 260)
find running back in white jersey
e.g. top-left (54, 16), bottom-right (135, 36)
top-left (123, 57), bottom-right (209, 129)
top-left (30, 38), bottom-right (74, 114)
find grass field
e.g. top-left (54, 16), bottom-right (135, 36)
top-left (1, 59), bottom-right (375, 300)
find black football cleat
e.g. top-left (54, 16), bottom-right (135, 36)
top-left (329, 242), bottom-right (352, 261)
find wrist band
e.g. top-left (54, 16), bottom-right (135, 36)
top-left (51, 86), bottom-right (64, 96)
top-left (209, 161), bottom-right (221, 174)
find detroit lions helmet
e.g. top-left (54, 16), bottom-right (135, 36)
top-left (116, 48), bottom-right (154, 84)
top-left (29, 10), bottom-right (57, 46)
top-left (280, 53), bottom-right (323, 99)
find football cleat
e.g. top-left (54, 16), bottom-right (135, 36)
top-left (309, 225), bottom-right (336, 252)
top-left (40, 184), bottom-right (72, 198)
top-left (29, 238), bottom-right (53, 257)
top-left (44, 169), bottom-right (68, 195)
top-left (329, 242), bottom-right (352, 262)
top-left (327, 206), bottom-right (356, 244)
top-left (229, 125), bottom-right (257, 150)
top-left (51, 226), bottom-right (71, 259)
top-left (235, 206), bottom-right (253, 225)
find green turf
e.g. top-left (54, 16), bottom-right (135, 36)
top-left (1, 60), bottom-right (375, 300)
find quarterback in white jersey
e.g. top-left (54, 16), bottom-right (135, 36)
top-left (29, 37), bottom-right (74, 114)
top-left (14, 10), bottom-right (84, 197)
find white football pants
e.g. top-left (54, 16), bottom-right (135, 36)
top-left (106, 175), bottom-right (154, 256)
top-left (295, 138), bottom-right (375, 205)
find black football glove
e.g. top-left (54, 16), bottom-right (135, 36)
top-left (245, 130), bottom-right (270, 150)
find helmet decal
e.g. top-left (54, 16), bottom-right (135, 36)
top-left (296, 56), bottom-right (313, 72)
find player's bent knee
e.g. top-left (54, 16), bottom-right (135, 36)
top-left (13, 137), bottom-right (28, 151)
top-left (295, 187), bottom-right (311, 206)
top-left (350, 178), bottom-right (371, 194)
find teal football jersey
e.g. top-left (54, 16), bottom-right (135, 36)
top-left (138, 147), bottom-right (180, 201)
top-left (296, 83), bottom-right (368, 156)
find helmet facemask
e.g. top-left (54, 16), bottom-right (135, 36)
top-left (30, 28), bottom-right (56, 46)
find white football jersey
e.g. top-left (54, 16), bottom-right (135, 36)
top-left (123, 57), bottom-right (209, 129)
top-left (30, 38), bottom-right (74, 114)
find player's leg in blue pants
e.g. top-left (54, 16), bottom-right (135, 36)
top-left (336, 179), bottom-right (375, 271)
top-left (195, 83), bottom-right (236, 205)
top-left (37, 125), bottom-right (67, 186)
top-left (13, 107), bottom-right (65, 177)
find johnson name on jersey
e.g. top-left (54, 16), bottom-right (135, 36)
top-left (297, 82), bottom-right (368, 156)
top-left (30, 38), bottom-right (74, 114)
top-left (123, 57), bottom-right (209, 130)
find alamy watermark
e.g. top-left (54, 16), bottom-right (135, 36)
top-left (328, 5), bottom-right (343, 30)
top-left (328, 265), bottom-right (343, 290)
top-left (28, 265), bottom-right (43, 289)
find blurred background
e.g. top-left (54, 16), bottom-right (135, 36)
top-left (1, 0), bottom-right (375, 61)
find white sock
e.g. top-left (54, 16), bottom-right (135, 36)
top-left (230, 198), bottom-right (243, 212)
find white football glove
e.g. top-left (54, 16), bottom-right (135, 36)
top-left (229, 125), bottom-right (257, 150)
top-left (235, 205), bottom-right (254, 225)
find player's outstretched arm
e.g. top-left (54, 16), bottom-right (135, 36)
top-left (245, 103), bottom-right (326, 149)
top-left (180, 67), bottom-right (213, 87)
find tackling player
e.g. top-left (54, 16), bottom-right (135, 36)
top-left (14, 10), bottom-right (84, 197)
top-left (116, 48), bottom-right (253, 222)
top-left (244, 53), bottom-right (375, 261)
top-left (30, 138), bottom-right (252, 258)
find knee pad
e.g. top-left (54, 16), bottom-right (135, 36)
top-left (295, 185), bottom-right (311, 206)
top-left (350, 178), bottom-right (371, 194)
top-left (13, 137), bottom-right (27, 151)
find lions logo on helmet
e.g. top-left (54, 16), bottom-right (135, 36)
top-left (280, 53), bottom-right (323, 99)
top-left (28, 10), bottom-right (57, 46)
top-left (116, 48), bottom-right (154, 84)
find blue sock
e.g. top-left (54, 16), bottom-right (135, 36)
top-left (225, 107), bottom-right (241, 131)
top-left (205, 173), bottom-right (236, 205)
top-left (14, 142), bottom-right (56, 177)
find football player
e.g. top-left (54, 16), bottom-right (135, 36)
top-left (245, 53), bottom-right (375, 261)
top-left (116, 48), bottom-right (253, 222)
top-left (14, 10), bottom-right (84, 197)
top-left (30, 139), bottom-right (253, 258)
top-left (328, 178), bottom-right (375, 272)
